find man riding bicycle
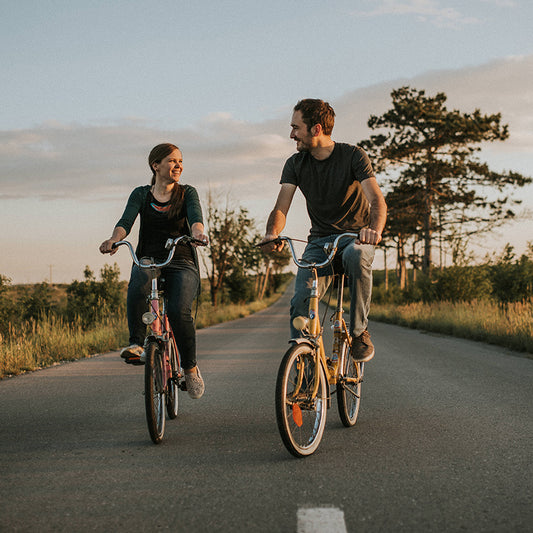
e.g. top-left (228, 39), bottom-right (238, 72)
top-left (260, 99), bottom-right (387, 362)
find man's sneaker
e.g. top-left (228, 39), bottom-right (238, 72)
top-left (120, 345), bottom-right (144, 365)
top-left (351, 330), bottom-right (375, 362)
top-left (185, 367), bottom-right (205, 399)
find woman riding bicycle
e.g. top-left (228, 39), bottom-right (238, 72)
top-left (99, 143), bottom-right (208, 399)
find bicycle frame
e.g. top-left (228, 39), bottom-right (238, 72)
top-left (273, 233), bottom-right (366, 456)
top-left (113, 235), bottom-right (206, 443)
top-left (113, 235), bottom-right (205, 387)
top-left (143, 268), bottom-right (179, 389)
top-left (281, 234), bottom-right (362, 399)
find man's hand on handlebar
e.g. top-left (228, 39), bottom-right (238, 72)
top-left (258, 234), bottom-right (284, 253)
top-left (358, 228), bottom-right (382, 246)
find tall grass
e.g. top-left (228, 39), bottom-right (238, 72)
top-left (370, 299), bottom-right (533, 354)
top-left (195, 292), bottom-right (281, 329)
top-left (0, 288), bottom-right (287, 379)
top-left (0, 315), bottom-right (129, 378)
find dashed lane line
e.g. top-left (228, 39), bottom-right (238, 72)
top-left (297, 506), bottom-right (348, 533)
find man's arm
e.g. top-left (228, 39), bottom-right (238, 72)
top-left (260, 183), bottom-right (297, 251)
top-left (360, 177), bottom-right (387, 245)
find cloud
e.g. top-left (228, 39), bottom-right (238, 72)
top-left (334, 54), bottom-right (533, 161)
top-left (0, 116), bottom-right (293, 201)
top-left (353, 0), bottom-right (480, 28)
top-left (480, 0), bottom-right (517, 7)
top-left (1, 54), bottom-right (531, 206)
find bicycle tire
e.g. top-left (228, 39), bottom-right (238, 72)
top-left (275, 343), bottom-right (328, 457)
top-left (166, 340), bottom-right (179, 419)
top-left (145, 341), bottom-right (166, 444)
top-left (336, 339), bottom-right (362, 427)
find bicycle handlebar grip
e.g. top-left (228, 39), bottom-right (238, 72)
top-left (256, 237), bottom-right (282, 248)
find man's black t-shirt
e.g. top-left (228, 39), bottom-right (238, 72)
top-left (280, 142), bottom-right (375, 240)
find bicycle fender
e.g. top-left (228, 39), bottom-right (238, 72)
top-left (288, 338), bottom-right (318, 349)
top-left (144, 334), bottom-right (164, 347)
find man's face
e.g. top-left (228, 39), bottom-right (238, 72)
top-left (290, 111), bottom-right (315, 152)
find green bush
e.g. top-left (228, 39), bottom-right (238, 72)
top-left (489, 244), bottom-right (533, 304)
top-left (373, 243), bottom-right (532, 306)
top-left (0, 275), bottom-right (17, 335)
top-left (432, 265), bottom-right (492, 302)
top-left (66, 264), bottom-right (126, 327)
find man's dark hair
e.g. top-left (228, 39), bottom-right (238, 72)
top-left (294, 99), bottom-right (335, 135)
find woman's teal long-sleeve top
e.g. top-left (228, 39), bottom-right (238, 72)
top-left (115, 184), bottom-right (204, 269)
top-left (115, 184), bottom-right (203, 235)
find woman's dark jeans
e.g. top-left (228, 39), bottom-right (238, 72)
top-left (127, 260), bottom-right (200, 370)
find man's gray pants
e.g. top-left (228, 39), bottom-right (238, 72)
top-left (289, 236), bottom-right (375, 339)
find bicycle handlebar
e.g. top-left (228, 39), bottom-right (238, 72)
top-left (112, 236), bottom-right (207, 269)
top-left (264, 233), bottom-right (359, 270)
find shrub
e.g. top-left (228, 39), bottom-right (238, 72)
top-left (66, 264), bottom-right (126, 327)
top-left (489, 244), bottom-right (533, 304)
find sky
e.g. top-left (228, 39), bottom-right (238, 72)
top-left (1, 0), bottom-right (532, 283)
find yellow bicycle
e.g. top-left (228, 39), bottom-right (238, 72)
top-left (273, 233), bottom-right (364, 457)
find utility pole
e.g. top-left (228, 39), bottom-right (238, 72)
top-left (48, 264), bottom-right (53, 284)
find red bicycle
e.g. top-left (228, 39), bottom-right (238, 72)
top-left (113, 236), bottom-right (205, 444)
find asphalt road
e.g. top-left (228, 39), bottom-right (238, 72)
top-left (1, 288), bottom-right (532, 532)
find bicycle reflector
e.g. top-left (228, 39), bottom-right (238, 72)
top-left (142, 312), bottom-right (156, 325)
top-left (292, 316), bottom-right (309, 331)
top-left (292, 404), bottom-right (303, 427)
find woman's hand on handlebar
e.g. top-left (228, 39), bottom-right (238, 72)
top-left (190, 222), bottom-right (208, 247)
top-left (99, 239), bottom-right (119, 255)
top-left (191, 231), bottom-right (209, 247)
top-left (100, 227), bottom-right (126, 255)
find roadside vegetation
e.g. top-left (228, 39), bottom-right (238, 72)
top-left (0, 266), bottom-right (292, 379)
top-left (360, 86), bottom-right (532, 356)
top-left (2, 85), bottom-right (532, 377)
top-left (369, 244), bottom-right (533, 354)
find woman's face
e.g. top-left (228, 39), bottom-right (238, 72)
top-left (154, 149), bottom-right (183, 183)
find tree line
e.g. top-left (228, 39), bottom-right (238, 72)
top-left (373, 243), bottom-right (533, 308)
top-left (1, 85), bottom-right (531, 336)
top-left (0, 196), bottom-right (291, 337)
top-left (361, 86), bottom-right (531, 287)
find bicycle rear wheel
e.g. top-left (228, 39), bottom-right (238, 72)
top-left (166, 340), bottom-right (179, 419)
top-left (336, 339), bottom-right (362, 427)
top-left (145, 341), bottom-right (166, 443)
top-left (275, 343), bottom-right (327, 457)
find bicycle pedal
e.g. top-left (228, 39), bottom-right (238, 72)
top-left (179, 381), bottom-right (188, 391)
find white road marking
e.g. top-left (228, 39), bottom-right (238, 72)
top-left (297, 507), bottom-right (348, 533)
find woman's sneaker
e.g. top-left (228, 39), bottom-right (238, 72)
top-left (120, 345), bottom-right (144, 365)
top-left (185, 368), bottom-right (205, 399)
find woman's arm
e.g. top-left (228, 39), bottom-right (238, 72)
top-left (190, 222), bottom-right (208, 245)
top-left (99, 226), bottom-right (127, 255)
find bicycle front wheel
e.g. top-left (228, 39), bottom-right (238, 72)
top-left (166, 340), bottom-right (179, 420)
top-left (275, 343), bottom-right (328, 457)
top-left (145, 341), bottom-right (166, 444)
top-left (337, 339), bottom-right (362, 427)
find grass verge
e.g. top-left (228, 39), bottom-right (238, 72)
top-left (370, 299), bottom-right (533, 355)
top-left (0, 288), bottom-right (288, 379)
